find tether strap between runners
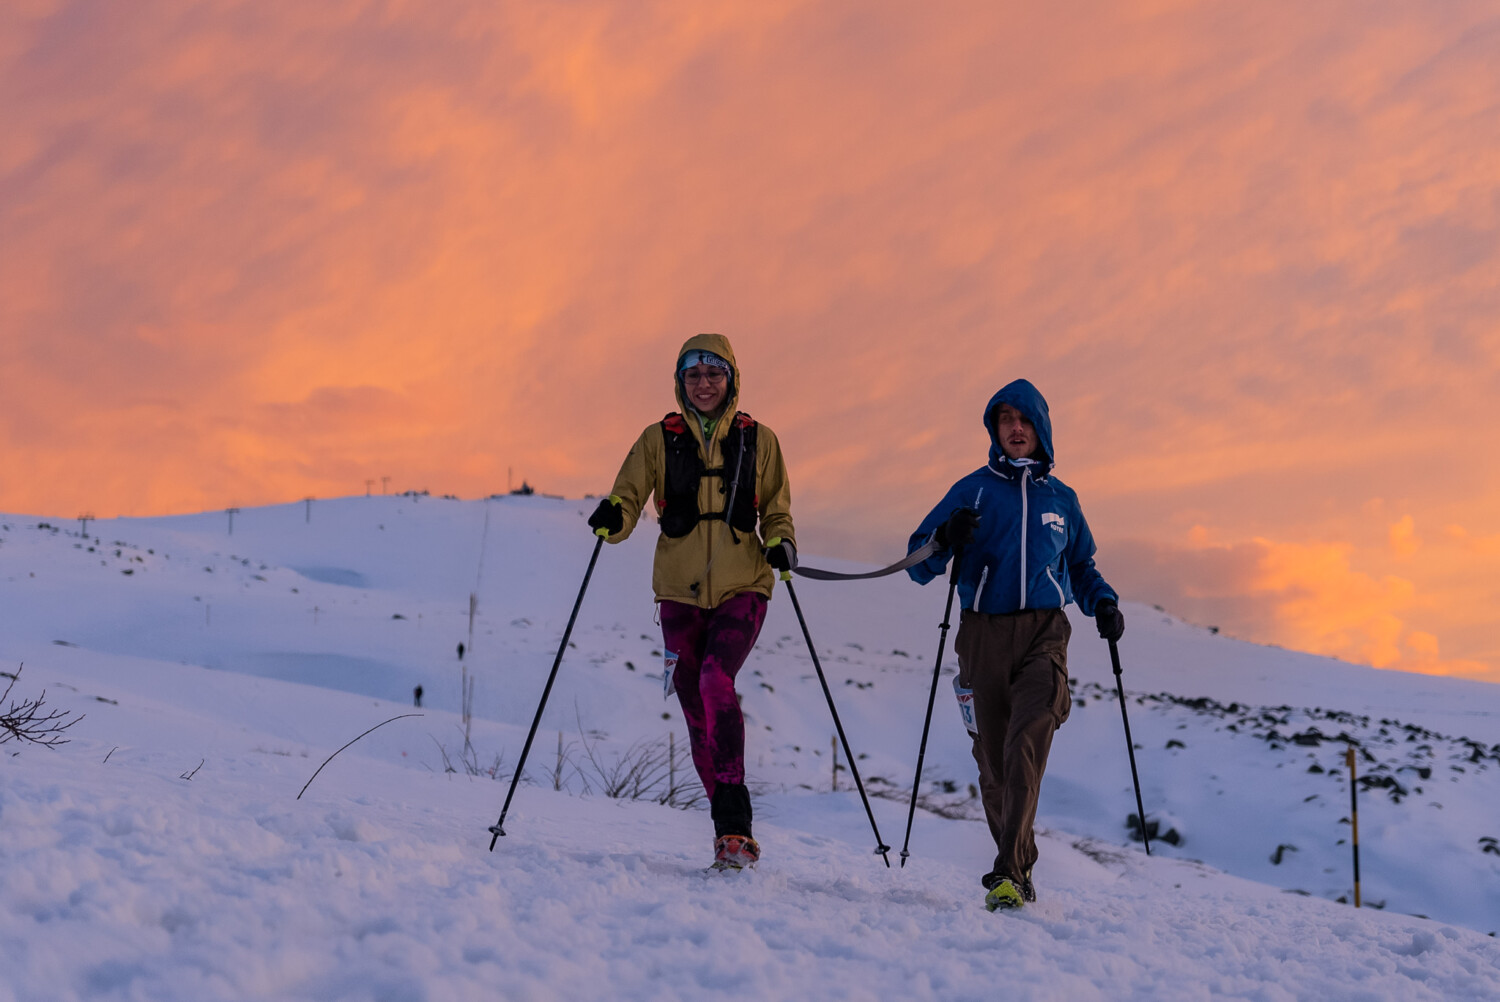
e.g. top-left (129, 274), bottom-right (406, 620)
top-left (791, 538), bottom-right (939, 581)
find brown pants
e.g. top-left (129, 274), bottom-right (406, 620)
top-left (955, 607), bottom-right (1072, 881)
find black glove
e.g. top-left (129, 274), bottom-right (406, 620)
top-left (1095, 598), bottom-right (1124, 642)
top-left (933, 508), bottom-right (979, 551)
top-left (587, 497), bottom-right (624, 535)
top-left (765, 538), bottom-right (797, 572)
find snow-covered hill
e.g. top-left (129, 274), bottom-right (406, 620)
top-left (3, 496), bottom-right (1497, 1001)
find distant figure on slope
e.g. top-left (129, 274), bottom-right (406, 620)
top-left (906, 378), bottom-right (1124, 910)
top-left (413, 685), bottom-right (423, 708)
top-left (587, 334), bottom-right (797, 871)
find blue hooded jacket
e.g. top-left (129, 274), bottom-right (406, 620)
top-left (906, 379), bottom-right (1116, 616)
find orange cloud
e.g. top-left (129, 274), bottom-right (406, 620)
top-left (1111, 527), bottom-right (1499, 682)
top-left (1400, 631), bottom-right (1491, 681)
top-left (1253, 539), bottom-right (1415, 669)
top-left (1445, 525), bottom-right (1500, 556)
top-left (2, 1), bottom-right (1499, 679)
top-left (1388, 515), bottom-right (1420, 557)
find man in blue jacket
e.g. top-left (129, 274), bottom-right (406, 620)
top-left (907, 378), bottom-right (1124, 911)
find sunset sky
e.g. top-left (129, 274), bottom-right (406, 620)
top-left (3, 1), bottom-right (1498, 681)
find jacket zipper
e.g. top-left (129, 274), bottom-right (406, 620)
top-left (700, 418), bottom-right (717, 602)
top-left (969, 485), bottom-right (988, 608)
top-left (1019, 468), bottom-right (1029, 609)
top-left (1045, 564), bottom-right (1065, 606)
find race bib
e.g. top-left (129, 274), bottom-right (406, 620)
top-left (953, 675), bottom-right (978, 736)
top-left (663, 650), bottom-right (679, 699)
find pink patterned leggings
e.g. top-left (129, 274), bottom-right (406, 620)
top-left (659, 591), bottom-right (768, 800)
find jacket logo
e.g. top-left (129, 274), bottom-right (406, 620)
top-left (1042, 512), bottom-right (1066, 533)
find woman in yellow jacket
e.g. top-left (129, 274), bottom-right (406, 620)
top-left (587, 333), bottom-right (796, 870)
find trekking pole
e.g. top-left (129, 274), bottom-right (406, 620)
top-left (1109, 638), bottom-right (1151, 856)
top-left (781, 571), bottom-right (892, 867)
top-left (899, 550), bottom-right (963, 867)
top-left (487, 531), bottom-right (606, 850)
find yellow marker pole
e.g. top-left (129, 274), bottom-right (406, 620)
top-left (1346, 745), bottom-right (1362, 908)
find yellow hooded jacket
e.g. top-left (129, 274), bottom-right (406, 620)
top-left (603, 333), bottom-right (796, 609)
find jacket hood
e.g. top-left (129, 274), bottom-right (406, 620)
top-left (674, 332), bottom-right (740, 418)
top-left (985, 378), bottom-right (1055, 474)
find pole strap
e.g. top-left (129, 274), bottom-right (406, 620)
top-left (791, 538), bottom-right (938, 581)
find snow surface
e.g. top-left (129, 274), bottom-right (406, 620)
top-left (3, 495), bottom-right (1498, 1001)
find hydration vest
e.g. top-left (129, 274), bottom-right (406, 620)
top-left (657, 412), bottom-right (759, 539)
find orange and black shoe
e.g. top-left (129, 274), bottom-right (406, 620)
top-left (711, 835), bottom-right (761, 871)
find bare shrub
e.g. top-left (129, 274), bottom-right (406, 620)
top-left (431, 732), bottom-right (511, 780)
top-left (1, 664), bottom-right (82, 748)
top-left (430, 708), bottom-right (702, 810)
top-left (571, 709), bottom-right (702, 809)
